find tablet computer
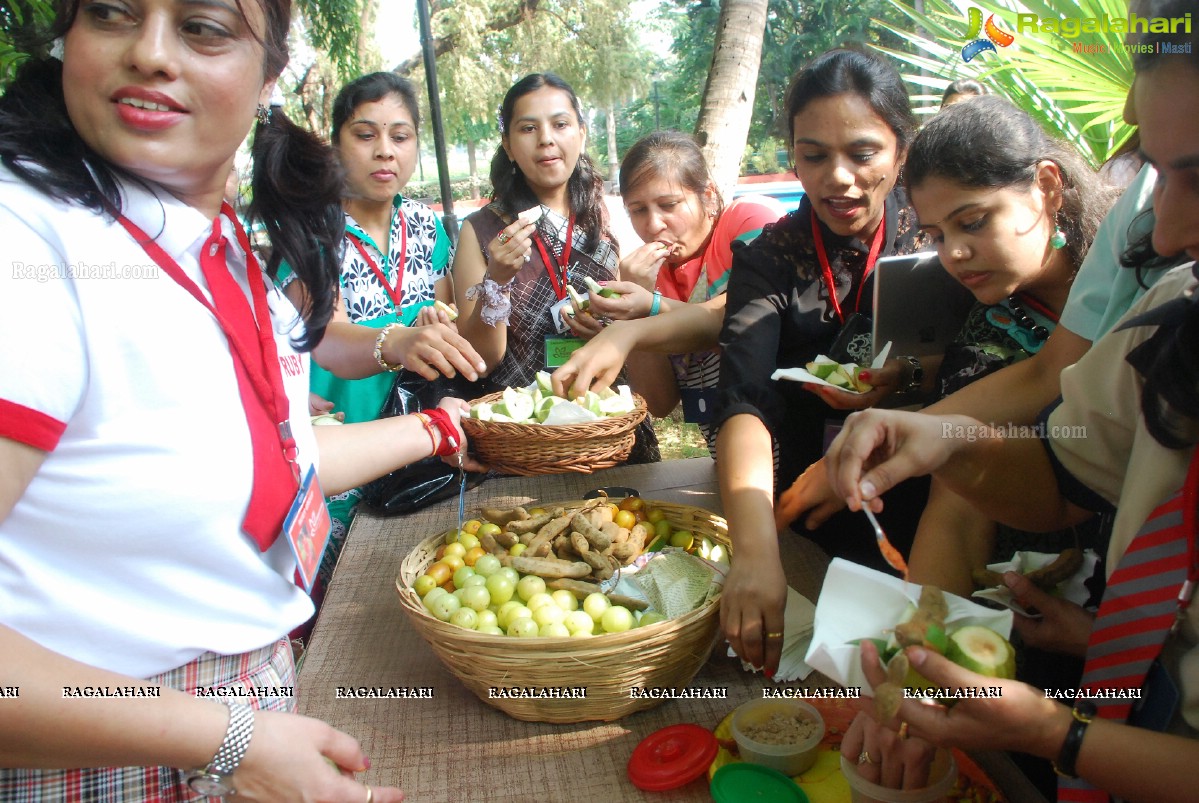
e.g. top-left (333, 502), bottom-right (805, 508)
top-left (871, 251), bottom-right (975, 361)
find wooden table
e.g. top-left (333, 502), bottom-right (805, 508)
top-left (296, 457), bottom-right (1046, 802)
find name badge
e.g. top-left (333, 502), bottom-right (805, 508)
top-left (545, 335), bottom-right (585, 369)
top-left (679, 387), bottom-right (718, 424)
top-left (548, 293), bottom-right (587, 334)
top-left (283, 465), bottom-right (333, 593)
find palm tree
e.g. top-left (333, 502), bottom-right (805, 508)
top-left (875, 0), bottom-right (1135, 167)
top-left (694, 0), bottom-right (771, 198)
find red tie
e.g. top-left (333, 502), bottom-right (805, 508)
top-left (1058, 452), bottom-right (1197, 802)
top-left (118, 209), bottom-right (299, 551)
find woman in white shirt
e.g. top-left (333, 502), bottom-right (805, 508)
top-left (0, 1), bottom-right (451, 799)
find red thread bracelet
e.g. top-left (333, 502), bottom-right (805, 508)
top-left (422, 408), bottom-right (461, 457)
top-left (413, 412), bottom-right (439, 456)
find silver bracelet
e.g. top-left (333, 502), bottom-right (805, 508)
top-left (373, 322), bottom-right (404, 372)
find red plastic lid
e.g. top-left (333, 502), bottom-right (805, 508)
top-left (627, 724), bottom-right (719, 791)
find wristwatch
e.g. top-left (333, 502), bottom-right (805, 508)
top-left (897, 355), bottom-right (924, 394)
top-left (186, 703), bottom-right (255, 797)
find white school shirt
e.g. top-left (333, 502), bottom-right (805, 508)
top-left (0, 165), bottom-right (316, 678)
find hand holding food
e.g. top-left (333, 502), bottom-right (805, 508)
top-left (617, 240), bottom-right (669, 291)
top-left (585, 279), bottom-right (654, 321)
top-left (487, 209), bottom-right (540, 282)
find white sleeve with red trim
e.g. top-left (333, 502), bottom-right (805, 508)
top-left (0, 200), bottom-right (87, 451)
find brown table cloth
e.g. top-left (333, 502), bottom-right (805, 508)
top-left (297, 457), bottom-right (1046, 802)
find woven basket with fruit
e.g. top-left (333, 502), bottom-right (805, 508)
top-left (461, 373), bottom-right (648, 476)
top-left (395, 497), bottom-right (730, 722)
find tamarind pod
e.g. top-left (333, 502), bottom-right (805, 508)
top-left (570, 532), bottom-right (590, 556)
top-left (627, 523), bottom-right (649, 558)
top-left (506, 513), bottom-right (553, 535)
top-left (546, 578), bottom-right (602, 598)
top-left (479, 533), bottom-right (506, 556)
top-left (481, 506), bottom-right (529, 527)
top-left (495, 531), bottom-right (519, 549)
top-left (612, 542), bottom-right (637, 563)
top-left (1025, 548), bottom-right (1083, 589)
top-left (972, 568), bottom-right (1006, 589)
top-left (571, 512), bottom-right (611, 551)
top-left (612, 527), bottom-right (630, 545)
top-left (511, 556), bottom-right (592, 579)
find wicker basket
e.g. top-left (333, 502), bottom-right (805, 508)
top-left (459, 391), bottom-right (648, 476)
top-left (395, 499), bottom-right (729, 723)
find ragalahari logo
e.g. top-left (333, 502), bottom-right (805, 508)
top-left (961, 7), bottom-right (1015, 62)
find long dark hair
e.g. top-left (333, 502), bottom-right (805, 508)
top-left (489, 73), bottom-right (607, 248)
top-left (619, 130), bottom-right (724, 220)
top-left (0, 0), bottom-right (342, 351)
top-left (784, 49), bottom-right (916, 160)
top-left (1127, 0), bottom-right (1199, 450)
top-left (331, 71), bottom-right (421, 142)
top-left (905, 95), bottom-right (1114, 272)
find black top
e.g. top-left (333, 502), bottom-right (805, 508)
top-left (716, 187), bottom-right (926, 488)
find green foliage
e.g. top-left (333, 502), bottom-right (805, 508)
top-left (874, 0), bottom-right (1134, 167)
top-left (295, 0), bottom-right (376, 84)
top-left (0, 0), bottom-right (53, 86)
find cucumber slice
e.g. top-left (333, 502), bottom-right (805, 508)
top-left (806, 355), bottom-right (839, 380)
top-left (583, 276), bottom-right (619, 299)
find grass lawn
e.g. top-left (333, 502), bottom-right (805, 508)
top-left (652, 406), bottom-right (710, 460)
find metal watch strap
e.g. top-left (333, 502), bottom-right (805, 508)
top-left (207, 702), bottom-right (255, 778)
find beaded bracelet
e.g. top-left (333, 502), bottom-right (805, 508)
top-left (422, 408), bottom-right (461, 457)
top-left (373, 323), bottom-right (404, 372)
top-left (649, 290), bottom-right (663, 317)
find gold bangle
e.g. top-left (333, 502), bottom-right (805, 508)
top-left (373, 323), bottom-right (404, 372)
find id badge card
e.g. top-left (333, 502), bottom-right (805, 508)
top-left (679, 387), bottom-right (718, 425)
top-left (283, 465), bottom-right (333, 593)
top-left (548, 293), bottom-right (587, 334)
top-left (545, 335), bottom-right (585, 369)
top-left (1127, 657), bottom-right (1181, 732)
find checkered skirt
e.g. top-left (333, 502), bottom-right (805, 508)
top-left (0, 638), bottom-right (295, 802)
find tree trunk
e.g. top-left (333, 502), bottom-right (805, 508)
top-left (606, 103), bottom-right (618, 184)
top-left (357, 0), bottom-right (377, 70)
top-left (466, 138), bottom-right (479, 200)
top-left (693, 0), bottom-right (769, 200)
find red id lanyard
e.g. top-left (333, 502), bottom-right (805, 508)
top-left (115, 204), bottom-right (299, 479)
top-left (533, 215), bottom-right (575, 301)
top-left (811, 209), bottom-right (887, 325)
top-left (346, 209), bottom-right (408, 312)
top-left (1014, 291), bottom-right (1061, 324)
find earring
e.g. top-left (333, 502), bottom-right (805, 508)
top-left (1050, 213), bottom-right (1067, 250)
top-left (256, 104), bottom-right (272, 126)
top-left (511, 159), bottom-right (517, 176)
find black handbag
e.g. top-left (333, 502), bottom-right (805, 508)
top-left (359, 370), bottom-right (486, 515)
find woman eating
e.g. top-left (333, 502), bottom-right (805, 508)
top-left (453, 72), bottom-right (657, 461)
top-left (552, 130), bottom-right (783, 451)
top-left (0, 1), bottom-right (451, 798)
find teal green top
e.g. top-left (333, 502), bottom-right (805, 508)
top-left (281, 195), bottom-right (452, 424)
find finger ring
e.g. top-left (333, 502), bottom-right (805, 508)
top-left (365, 786), bottom-right (373, 803)
top-left (857, 751), bottom-right (874, 765)
top-left (497, 232), bottom-right (512, 245)
top-left (765, 632), bottom-right (785, 639)
top-left (898, 721), bottom-right (910, 740)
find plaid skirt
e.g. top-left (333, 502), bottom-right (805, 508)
top-left (0, 638), bottom-right (296, 802)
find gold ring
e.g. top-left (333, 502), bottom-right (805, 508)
top-left (765, 632), bottom-right (785, 639)
top-left (497, 232), bottom-right (512, 245)
top-left (898, 721), bottom-right (910, 740)
top-left (365, 786), bottom-right (373, 803)
top-left (857, 750), bottom-right (874, 765)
